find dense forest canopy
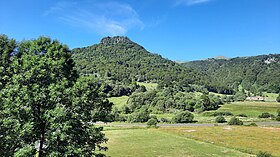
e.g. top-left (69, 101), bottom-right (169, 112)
top-left (181, 55), bottom-right (280, 93)
top-left (71, 36), bottom-right (209, 86)
top-left (72, 36), bottom-right (280, 95)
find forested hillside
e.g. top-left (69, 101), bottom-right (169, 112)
top-left (72, 36), bottom-right (208, 86)
top-left (181, 54), bottom-right (280, 93)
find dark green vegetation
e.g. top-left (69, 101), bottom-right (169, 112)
top-left (146, 118), bottom-right (158, 127)
top-left (228, 117), bottom-right (244, 125)
top-left (257, 151), bottom-right (273, 157)
top-left (72, 36), bottom-right (206, 85)
top-left (172, 111), bottom-right (194, 123)
top-left (215, 116), bottom-right (226, 123)
top-left (0, 35), bottom-right (111, 156)
top-left (182, 55), bottom-right (280, 94)
top-left (277, 94), bottom-right (280, 102)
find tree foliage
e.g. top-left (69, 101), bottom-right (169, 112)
top-left (0, 35), bottom-right (111, 156)
top-left (215, 116), bottom-right (226, 123)
top-left (147, 118), bottom-right (158, 127)
top-left (228, 117), bottom-right (243, 125)
top-left (172, 111), bottom-right (194, 123)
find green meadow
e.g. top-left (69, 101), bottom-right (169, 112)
top-left (218, 101), bottom-right (280, 117)
top-left (104, 128), bottom-right (252, 157)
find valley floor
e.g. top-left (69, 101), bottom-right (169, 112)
top-left (104, 127), bottom-right (253, 157)
top-left (103, 124), bottom-right (280, 157)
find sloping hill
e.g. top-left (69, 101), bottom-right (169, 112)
top-left (72, 36), bottom-right (207, 85)
top-left (181, 54), bottom-right (280, 93)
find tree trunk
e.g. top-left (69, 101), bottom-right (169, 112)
top-left (38, 121), bottom-right (45, 157)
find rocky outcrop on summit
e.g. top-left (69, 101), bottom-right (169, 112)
top-left (100, 36), bottom-right (134, 45)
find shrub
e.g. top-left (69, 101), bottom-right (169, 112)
top-left (258, 112), bottom-right (274, 118)
top-left (172, 111), bottom-right (194, 123)
top-left (160, 117), bottom-right (170, 123)
top-left (277, 109), bottom-right (280, 116)
top-left (203, 111), bottom-right (233, 117)
top-left (276, 109), bottom-right (280, 121)
top-left (276, 94), bottom-right (280, 102)
top-left (147, 118), bottom-right (158, 127)
top-left (228, 117), bottom-right (243, 125)
top-left (245, 122), bottom-right (258, 127)
top-left (236, 113), bottom-right (248, 117)
top-left (256, 151), bottom-right (272, 157)
top-left (215, 116), bottom-right (226, 123)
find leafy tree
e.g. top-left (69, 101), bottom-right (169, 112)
top-left (172, 111), bottom-right (194, 123)
top-left (0, 37), bottom-right (111, 156)
top-left (147, 118), bottom-right (158, 127)
top-left (234, 91), bottom-right (246, 101)
top-left (228, 117), bottom-right (243, 125)
top-left (128, 107), bottom-right (150, 123)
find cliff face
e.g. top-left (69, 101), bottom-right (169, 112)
top-left (100, 36), bottom-right (133, 45)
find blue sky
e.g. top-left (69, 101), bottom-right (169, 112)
top-left (0, 0), bottom-right (279, 61)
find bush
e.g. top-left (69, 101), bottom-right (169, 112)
top-left (160, 117), bottom-right (170, 123)
top-left (245, 122), bottom-right (258, 127)
top-left (228, 117), bottom-right (243, 125)
top-left (257, 151), bottom-right (272, 157)
top-left (258, 112), bottom-right (274, 118)
top-left (147, 118), bottom-right (158, 127)
top-left (276, 94), bottom-right (280, 102)
top-left (236, 113), bottom-right (248, 117)
top-left (203, 111), bottom-right (233, 117)
top-left (215, 116), bottom-right (226, 123)
top-left (172, 111), bottom-right (194, 123)
top-left (276, 109), bottom-right (280, 121)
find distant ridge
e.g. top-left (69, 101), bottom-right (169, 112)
top-left (181, 53), bottom-right (280, 93)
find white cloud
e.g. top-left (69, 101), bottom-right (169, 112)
top-left (44, 1), bottom-right (144, 36)
top-left (175, 0), bottom-right (213, 6)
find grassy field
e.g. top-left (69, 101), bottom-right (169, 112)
top-left (160, 126), bottom-right (280, 156)
top-left (108, 96), bottom-right (129, 108)
top-left (218, 101), bottom-right (280, 117)
top-left (103, 101), bottom-right (280, 156)
top-left (152, 101), bottom-right (280, 123)
top-left (104, 128), bottom-right (252, 157)
top-left (137, 82), bottom-right (158, 91)
top-left (263, 92), bottom-right (278, 102)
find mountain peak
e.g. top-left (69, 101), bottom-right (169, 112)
top-left (100, 36), bottom-right (133, 45)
